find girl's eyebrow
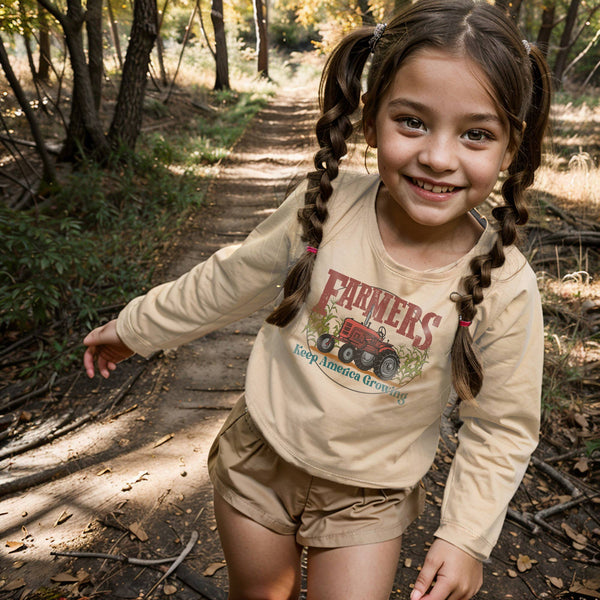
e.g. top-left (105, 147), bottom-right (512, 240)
top-left (387, 98), bottom-right (502, 124)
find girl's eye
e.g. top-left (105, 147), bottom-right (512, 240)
top-left (399, 117), bottom-right (425, 130)
top-left (464, 129), bottom-right (492, 142)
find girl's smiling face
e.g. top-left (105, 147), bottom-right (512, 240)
top-left (365, 48), bottom-right (514, 241)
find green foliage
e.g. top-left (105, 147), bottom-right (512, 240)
top-left (0, 154), bottom-right (199, 337)
top-left (0, 88), bottom-right (271, 380)
top-left (143, 90), bottom-right (270, 167)
top-left (585, 439), bottom-right (600, 457)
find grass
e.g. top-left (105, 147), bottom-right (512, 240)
top-left (529, 89), bottom-right (600, 445)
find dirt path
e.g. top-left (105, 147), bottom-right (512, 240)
top-left (0, 88), bottom-right (597, 599)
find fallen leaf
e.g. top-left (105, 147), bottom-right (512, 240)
top-left (2, 578), bottom-right (25, 591)
top-left (516, 554), bottom-right (533, 572)
top-left (163, 584), bottom-right (178, 595)
top-left (404, 558), bottom-right (412, 568)
top-left (76, 569), bottom-right (90, 583)
top-left (203, 562), bottom-right (226, 577)
top-left (54, 511), bottom-right (73, 526)
top-left (5, 541), bottom-right (25, 553)
top-left (583, 578), bottom-right (600, 590)
top-left (574, 456), bottom-right (590, 473)
top-left (153, 433), bottom-right (174, 448)
top-left (574, 413), bottom-right (589, 429)
top-left (121, 483), bottom-right (132, 491)
top-left (570, 581), bottom-right (600, 598)
top-left (548, 577), bottom-right (563, 588)
top-left (19, 411), bottom-right (32, 422)
top-left (134, 471), bottom-right (149, 483)
top-left (507, 569), bottom-right (518, 578)
top-left (51, 572), bottom-right (80, 583)
top-left (128, 522), bottom-right (148, 542)
top-left (561, 522), bottom-right (587, 546)
top-left (12, 561), bottom-right (24, 569)
top-left (96, 467), bottom-right (112, 476)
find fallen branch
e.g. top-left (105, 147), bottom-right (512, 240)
top-left (530, 456), bottom-right (582, 498)
top-left (146, 530), bottom-right (199, 597)
top-left (50, 549), bottom-right (176, 566)
top-left (51, 537), bottom-right (227, 600)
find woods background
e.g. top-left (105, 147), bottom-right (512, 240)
top-left (0, 1), bottom-right (599, 597)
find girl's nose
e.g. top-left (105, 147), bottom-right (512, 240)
top-left (418, 134), bottom-right (458, 173)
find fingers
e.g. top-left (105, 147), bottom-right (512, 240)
top-left (411, 539), bottom-right (482, 600)
top-left (83, 345), bottom-right (115, 379)
top-left (410, 554), bottom-right (438, 600)
top-left (83, 346), bottom-right (97, 379)
top-left (83, 320), bottom-right (133, 379)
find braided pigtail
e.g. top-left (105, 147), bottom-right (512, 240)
top-left (266, 29), bottom-right (373, 327)
top-left (451, 44), bottom-right (552, 404)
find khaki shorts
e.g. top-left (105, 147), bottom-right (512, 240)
top-left (208, 397), bottom-right (425, 548)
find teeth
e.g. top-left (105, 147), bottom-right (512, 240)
top-left (412, 178), bottom-right (455, 193)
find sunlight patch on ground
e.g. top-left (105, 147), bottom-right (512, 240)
top-left (0, 413), bottom-right (224, 575)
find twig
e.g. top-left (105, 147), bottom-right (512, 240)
top-left (0, 373), bottom-right (75, 412)
top-left (535, 493), bottom-right (600, 520)
top-left (50, 549), bottom-right (176, 566)
top-left (530, 456), bottom-right (582, 497)
top-left (544, 448), bottom-right (586, 464)
top-left (146, 530), bottom-right (199, 597)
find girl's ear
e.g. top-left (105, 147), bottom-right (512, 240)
top-left (500, 146), bottom-right (515, 172)
top-left (364, 118), bottom-right (377, 148)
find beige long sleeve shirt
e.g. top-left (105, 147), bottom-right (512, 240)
top-left (117, 171), bottom-right (543, 560)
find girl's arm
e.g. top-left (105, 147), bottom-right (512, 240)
top-left (83, 179), bottom-right (307, 373)
top-left (422, 260), bottom-right (543, 597)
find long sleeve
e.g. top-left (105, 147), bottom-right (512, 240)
top-left (116, 181), bottom-right (306, 357)
top-left (434, 260), bottom-right (543, 561)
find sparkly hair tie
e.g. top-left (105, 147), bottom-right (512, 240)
top-left (306, 246), bottom-right (318, 255)
top-left (459, 318), bottom-right (472, 328)
top-left (369, 23), bottom-right (387, 53)
top-left (522, 39), bottom-right (531, 55)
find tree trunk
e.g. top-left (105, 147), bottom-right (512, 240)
top-left (19, 2), bottom-right (38, 79)
top-left (38, 6), bottom-right (52, 82)
top-left (510, 0), bottom-right (523, 20)
top-left (553, 0), bottom-right (581, 84)
top-left (108, 0), bottom-right (158, 151)
top-left (86, 0), bottom-right (103, 110)
top-left (536, 2), bottom-right (556, 57)
top-left (253, 0), bottom-right (268, 78)
top-left (155, 0), bottom-right (170, 85)
top-left (37, 0), bottom-right (110, 160)
top-left (211, 0), bottom-right (229, 90)
top-left (107, 0), bottom-right (124, 70)
top-left (357, 0), bottom-right (374, 25)
top-left (0, 33), bottom-right (56, 185)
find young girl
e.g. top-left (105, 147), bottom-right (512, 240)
top-left (84, 1), bottom-right (552, 598)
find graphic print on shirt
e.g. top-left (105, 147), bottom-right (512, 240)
top-left (302, 268), bottom-right (442, 402)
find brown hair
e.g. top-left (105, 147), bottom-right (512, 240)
top-left (267, 0), bottom-right (552, 403)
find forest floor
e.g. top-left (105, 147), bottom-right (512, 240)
top-left (0, 81), bottom-right (599, 600)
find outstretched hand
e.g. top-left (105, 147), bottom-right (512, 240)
top-left (410, 539), bottom-right (482, 600)
top-left (83, 319), bottom-right (133, 379)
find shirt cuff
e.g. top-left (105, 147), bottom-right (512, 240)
top-left (434, 520), bottom-right (495, 562)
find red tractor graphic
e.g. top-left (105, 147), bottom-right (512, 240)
top-left (316, 308), bottom-right (400, 381)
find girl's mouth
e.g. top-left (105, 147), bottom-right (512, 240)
top-left (409, 177), bottom-right (458, 193)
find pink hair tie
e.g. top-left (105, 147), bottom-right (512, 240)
top-left (306, 246), bottom-right (318, 255)
top-left (459, 319), bottom-right (472, 327)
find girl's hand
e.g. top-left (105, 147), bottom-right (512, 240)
top-left (410, 539), bottom-right (483, 600)
top-left (83, 319), bottom-right (134, 379)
